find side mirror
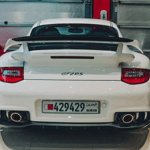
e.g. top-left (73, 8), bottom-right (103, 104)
top-left (127, 40), bottom-right (143, 54)
top-left (133, 40), bottom-right (141, 48)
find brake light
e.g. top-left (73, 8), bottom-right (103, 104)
top-left (122, 68), bottom-right (149, 84)
top-left (0, 45), bottom-right (5, 57)
top-left (0, 67), bottom-right (24, 83)
top-left (0, 45), bottom-right (3, 50)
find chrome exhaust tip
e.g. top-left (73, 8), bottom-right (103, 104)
top-left (10, 112), bottom-right (22, 122)
top-left (8, 111), bottom-right (29, 123)
top-left (122, 114), bottom-right (134, 124)
top-left (116, 112), bottom-right (136, 125)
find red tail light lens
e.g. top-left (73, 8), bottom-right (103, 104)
top-left (122, 68), bottom-right (149, 84)
top-left (0, 45), bottom-right (5, 57)
top-left (0, 67), bottom-right (24, 83)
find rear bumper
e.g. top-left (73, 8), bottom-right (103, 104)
top-left (0, 80), bottom-right (150, 126)
top-left (1, 121), bottom-right (150, 129)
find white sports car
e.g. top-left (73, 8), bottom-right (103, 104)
top-left (0, 19), bottom-right (150, 129)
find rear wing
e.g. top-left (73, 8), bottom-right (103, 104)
top-left (3, 35), bottom-right (142, 63)
top-left (4, 35), bottom-right (134, 51)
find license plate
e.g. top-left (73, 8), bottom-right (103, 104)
top-left (42, 100), bottom-right (100, 114)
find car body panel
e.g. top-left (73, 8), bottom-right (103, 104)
top-left (0, 18), bottom-right (150, 128)
top-left (0, 80), bottom-right (149, 123)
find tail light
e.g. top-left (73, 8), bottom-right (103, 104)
top-left (122, 68), bottom-right (149, 84)
top-left (0, 45), bottom-right (5, 57)
top-left (0, 45), bottom-right (4, 50)
top-left (0, 67), bottom-right (24, 83)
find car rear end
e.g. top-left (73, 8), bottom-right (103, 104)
top-left (0, 20), bottom-right (150, 129)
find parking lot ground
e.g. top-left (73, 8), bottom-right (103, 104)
top-left (0, 126), bottom-right (149, 150)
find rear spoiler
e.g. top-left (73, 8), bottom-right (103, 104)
top-left (4, 35), bottom-right (135, 52)
top-left (3, 36), bottom-right (142, 63)
top-left (11, 35), bottom-right (134, 42)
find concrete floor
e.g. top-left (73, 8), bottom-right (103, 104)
top-left (0, 126), bottom-right (149, 150)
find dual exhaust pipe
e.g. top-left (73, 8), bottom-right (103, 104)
top-left (2, 111), bottom-right (145, 127)
top-left (10, 111), bottom-right (135, 124)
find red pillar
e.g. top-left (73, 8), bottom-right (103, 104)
top-left (93, 0), bottom-right (110, 20)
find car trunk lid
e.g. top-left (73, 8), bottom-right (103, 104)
top-left (23, 49), bottom-right (122, 80)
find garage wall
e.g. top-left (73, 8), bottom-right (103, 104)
top-left (111, 0), bottom-right (150, 52)
top-left (0, 0), bottom-right (93, 47)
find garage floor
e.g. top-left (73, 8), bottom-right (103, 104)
top-left (0, 126), bottom-right (149, 150)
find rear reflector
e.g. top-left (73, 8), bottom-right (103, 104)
top-left (51, 56), bottom-right (94, 59)
top-left (0, 67), bottom-right (24, 83)
top-left (122, 68), bottom-right (149, 84)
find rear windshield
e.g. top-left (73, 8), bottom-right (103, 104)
top-left (29, 24), bottom-right (119, 51)
top-left (31, 24), bottom-right (119, 37)
top-left (28, 43), bottom-right (118, 51)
